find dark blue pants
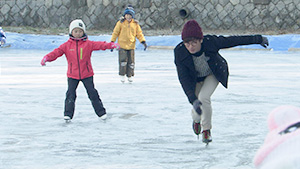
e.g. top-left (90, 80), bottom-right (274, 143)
top-left (64, 76), bottom-right (106, 119)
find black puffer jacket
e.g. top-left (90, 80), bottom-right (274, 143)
top-left (174, 35), bottom-right (263, 104)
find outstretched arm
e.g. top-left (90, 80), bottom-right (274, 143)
top-left (92, 41), bottom-right (120, 51)
top-left (209, 35), bottom-right (268, 50)
top-left (41, 45), bottom-right (65, 66)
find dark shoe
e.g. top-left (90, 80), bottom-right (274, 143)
top-left (202, 130), bottom-right (212, 143)
top-left (192, 121), bottom-right (201, 135)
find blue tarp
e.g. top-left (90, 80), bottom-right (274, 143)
top-left (3, 32), bottom-right (300, 51)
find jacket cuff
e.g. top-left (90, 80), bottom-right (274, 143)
top-left (188, 95), bottom-right (198, 105)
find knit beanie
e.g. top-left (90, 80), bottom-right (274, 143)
top-left (123, 5), bottom-right (135, 18)
top-left (181, 19), bottom-right (203, 40)
top-left (69, 19), bottom-right (86, 34)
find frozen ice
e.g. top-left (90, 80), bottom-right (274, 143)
top-left (1, 35), bottom-right (300, 169)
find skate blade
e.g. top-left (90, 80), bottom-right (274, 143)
top-left (203, 140), bottom-right (212, 146)
top-left (65, 119), bottom-right (71, 123)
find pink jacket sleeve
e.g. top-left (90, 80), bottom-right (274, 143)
top-left (91, 41), bottom-right (113, 51)
top-left (44, 43), bottom-right (66, 62)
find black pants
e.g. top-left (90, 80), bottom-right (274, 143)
top-left (64, 76), bottom-right (106, 119)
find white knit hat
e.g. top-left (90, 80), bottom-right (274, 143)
top-left (69, 19), bottom-right (86, 34)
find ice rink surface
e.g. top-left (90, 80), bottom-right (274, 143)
top-left (1, 49), bottom-right (300, 169)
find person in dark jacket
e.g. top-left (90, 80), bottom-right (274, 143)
top-left (174, 19), bottom-right (269, 144)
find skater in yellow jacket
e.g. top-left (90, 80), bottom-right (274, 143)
top-left (111, 5), bottom-right (147, 83)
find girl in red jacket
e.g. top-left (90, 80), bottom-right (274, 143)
top-left (41, 19), bottom-right (120, 122)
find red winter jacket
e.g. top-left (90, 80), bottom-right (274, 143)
top-left (45, 38), bottom-right (113, 80)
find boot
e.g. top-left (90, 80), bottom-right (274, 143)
top-left (202, 130), bottom-right (212, 143)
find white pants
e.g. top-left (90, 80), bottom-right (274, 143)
top-left (191, 74), bottom-right (219, 131)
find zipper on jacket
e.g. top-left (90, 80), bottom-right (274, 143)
top-left (70, 63), bottom-right (72, 74)
top-left (76, 41), bottom-right (81, 79)
top-left (86, 61), bottom-right (90, 72)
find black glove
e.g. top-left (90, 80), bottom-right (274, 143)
top-left (260, 36), bottom-right (269, 48)
top-left (142, 41), bottom-right (147, 51)
top-left (193, 100), bottom-right (202, 115)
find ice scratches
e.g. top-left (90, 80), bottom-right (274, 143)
top-left (1, 138), bottom-right (20, 146)
top-left (137, 136), bottom-right (211, 155)
top-left (119, 113), bottom-right (138, 119)
top-left (225, 93), bottom-right (265, 104)
top-left (161, 143), bottom-right (217, 168)
top-left (50, 142), bottom-right (105, 158)
top-left (137, 137), bottom-right (169, 146)
top-left (235, 153), bottom-right (253, 167)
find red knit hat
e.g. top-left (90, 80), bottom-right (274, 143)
top-left (181, 19), bottom-right (203, 40)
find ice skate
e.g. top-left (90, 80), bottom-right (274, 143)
top-left (120, 75), bottom-right (125, 83)
top-left (192, 121), bottom-right (201, 140)
top-left (128, 76), bottom-right (133, 83)
top-left (202, 130), bottom-right (212, 145)
top-left (64, 116), bottom-right (71, 123)
top-left (100, 114), bottom-right (107, 120)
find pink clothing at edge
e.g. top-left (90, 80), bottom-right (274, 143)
top-left (253, 105), bottom-right (300, 169)
top-left (44, 38), bottom-right (113, 80)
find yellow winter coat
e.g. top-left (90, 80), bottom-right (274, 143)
top-left (111, 18), bottom-right (146, 50)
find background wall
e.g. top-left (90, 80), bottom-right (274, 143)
top-left (1, 0), bottom-right (300, 34)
